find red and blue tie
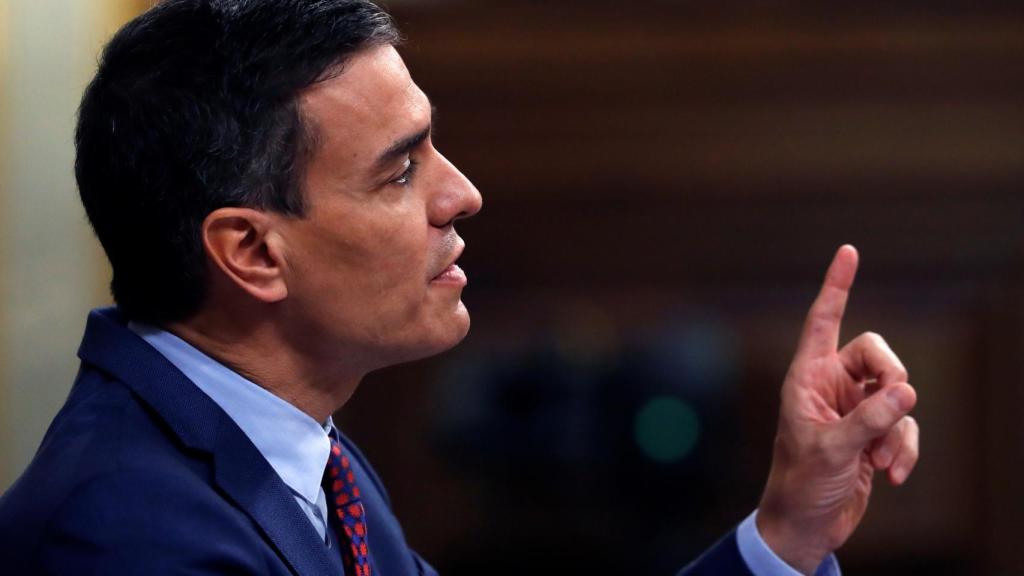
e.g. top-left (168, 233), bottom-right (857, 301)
top-left (324, 437), bottom-right (372, 576)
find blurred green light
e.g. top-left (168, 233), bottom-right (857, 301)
top-left (634, 396), bottom-right (700, 463)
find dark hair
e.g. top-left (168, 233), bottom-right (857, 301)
top-left (75, 0), bottom-right (400, 324)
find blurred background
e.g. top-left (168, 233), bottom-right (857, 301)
top-left (2, 1), bottom-right (1024, 574)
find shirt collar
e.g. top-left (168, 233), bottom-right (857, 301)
top-left (129, 322), bottom-right (332, 506)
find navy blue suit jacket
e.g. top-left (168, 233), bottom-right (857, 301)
top-left (0, 308), bottom-right (749, 575)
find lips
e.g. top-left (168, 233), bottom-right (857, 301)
top-left (430, 239), bottom-right (466, 284)
top-left (432, 263), bottom-right (467, 284)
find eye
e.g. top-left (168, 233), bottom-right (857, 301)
top-left (391, 158), bottom-right (419, 186)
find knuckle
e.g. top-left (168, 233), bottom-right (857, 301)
top-left (892, 365), bottom-right (909, 383)
top-left (903, 419), bottom-right (920, 456)
top-left (815, 305), bottom-right (842, 324)
top-left (860, 331), bottom-right (909, 380)
top-left (862, 331), bottom-right (886, 347)
top-left (898, 439), bottom-right (919, 464)
top-left (905, 441), bottom-right (920, 461)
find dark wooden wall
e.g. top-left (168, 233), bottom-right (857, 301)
top-left (340, 2), bottom-right (1024, 573)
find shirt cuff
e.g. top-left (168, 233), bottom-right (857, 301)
top-left (736, 510), bottom-right (841, 576)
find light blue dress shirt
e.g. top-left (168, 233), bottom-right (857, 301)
top-left (131, 323), bottom-right (839, 575)
top-left (737, 511), bottom-right (841, 576)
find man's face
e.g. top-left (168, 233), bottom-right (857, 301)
top-left (273, 45), bottom-right (482, 372)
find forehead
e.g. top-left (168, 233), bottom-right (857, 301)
top-left (299, 45), bottom-right (429, 169)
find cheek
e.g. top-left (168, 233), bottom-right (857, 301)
top-left (316, 215), bottom-right (432, 319)
top-left (305, 204), bottom-right (423, 270)
top-left (363, 222), bottom-right (430, 294)
top-left (285, 200), bottom-right (452, 356)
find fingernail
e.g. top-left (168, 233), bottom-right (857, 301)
top-left (886, 387), bottom-right (910, 411)
top-left (891, 464), bottom-right (906, 485)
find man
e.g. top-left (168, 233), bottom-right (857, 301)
top-left (0, 1), bottom-right (919, 575)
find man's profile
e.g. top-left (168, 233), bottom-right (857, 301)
top-left (0, 1), bottom-right (919, 575)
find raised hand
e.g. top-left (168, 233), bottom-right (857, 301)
top-left (756, 245), bottom-right (919, 575)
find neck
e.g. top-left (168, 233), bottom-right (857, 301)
top-left (165, 306), bottom-right (364, 424)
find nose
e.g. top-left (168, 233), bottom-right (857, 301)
top-left (427, 150), bottom-right (482, 228)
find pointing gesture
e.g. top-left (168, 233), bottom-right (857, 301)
top-left (756, 246), bottom-right (919, 574)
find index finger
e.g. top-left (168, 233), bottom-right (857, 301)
top-left (795, 245), bottom-right (859, 359)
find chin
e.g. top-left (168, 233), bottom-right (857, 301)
top-left (429, 301), bottom-right (473, 354)
top-left (389, 302), bottom-right (471, 366)
top-left (433, 302), bottom-right (472, 352)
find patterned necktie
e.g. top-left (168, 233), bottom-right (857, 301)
top-left (324, 436), bottom-right (372, 576)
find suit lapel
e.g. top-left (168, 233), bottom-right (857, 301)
top-left (213, 418), bottom-right (341, 576)
top-left (77, 308), bottom-right (342, 576)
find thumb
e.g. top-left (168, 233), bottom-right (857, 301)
top-left (834, 383), bottom-right (917, 451)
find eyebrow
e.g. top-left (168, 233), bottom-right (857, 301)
top-left (371, 105), bottom-right (437, 173)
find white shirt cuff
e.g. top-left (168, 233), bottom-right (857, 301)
top-left (736, 510), bottom-right (841, 576)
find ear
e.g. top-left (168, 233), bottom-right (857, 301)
top-left (201, 207), bottom-right (288, 303)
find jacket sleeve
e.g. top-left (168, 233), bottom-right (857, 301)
top-left (677, 530), bottom-right (755, 576)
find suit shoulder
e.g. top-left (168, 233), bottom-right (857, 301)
top-left (23, 364), bottom-right (188, 485)
top-left (28, 467), bottom-right (268, 574)
top-left (0, 367), bottom-right (231, 571)
top-left (47, 465), bottom-right (238, 531)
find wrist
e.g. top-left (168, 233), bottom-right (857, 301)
top-left (755, 506), bottom-right (830, 576)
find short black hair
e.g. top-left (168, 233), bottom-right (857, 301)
top-left (75, 0), bottom-right (401, 324)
